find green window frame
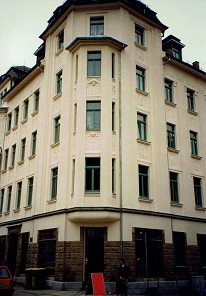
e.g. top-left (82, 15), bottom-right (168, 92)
top-left (135, 24), bottom-right (144, 46)
top-left (4, 149), bottom-right (9, 170)
top-left (54, 116), bottom-right (61, 143)
top-left (51, 167), bottom-right (58, 200)
top-left (187, 89), bottom-right (195, 112)
top-left (136, 66), bottom-right (145, 91)
top-left (165, 79), bottom-right (173, 102)
top-left (194, 177), bottom-right (203, 207)
top-left (7, 185), bottom-right (12, 212)
top-left (86, 101), bottom-right (101, 131)
top-left (20, 138), bottom-right (26, 161)
top-left (112, 53), bottom-right (115, 79)
top-left (90, 16), bottom-right (104, 36)
top-left (57, 30), bottom-right (64, 50)
top-left (34, 90), bottom-right (39, 112)
top-left (112, 102), bottom-right (115, 132)
top-left (31, 131), bottom-right (37, 155)
top-left (137, 113), bottom-right (147, 141)
top-left (167, 123), bottom-right (176, 149)
top-left (85, 158), bottom-right (100, 193)
top-left (139, 165), bottom-right (149, 198)
top-left (16, 181), bottom-right (22, 210)
top-left (112, 158), bottom-right (115, 194)
top-left (27, 177), bottom-right (33, 206)
top-left (14, 106), bottom-right (19, 126)
top-left (56, 71), bottom-right (62, 94)
top-left (172, 48), bottom-right (181, 59)
top-left (7, 113), bottom-right (12, 132)
top-left (170, 172), bottom-right (179, 203)
top-left (23, 98), bottom-right (29, 119)
top-left (0, 188), bottom-right (4, 214)
top-left (11, 144), bottom-right (16, 166)
top-left (190, 130), bottom-right (198, 156)
top-left (87, 51), bottom-right (101, 77)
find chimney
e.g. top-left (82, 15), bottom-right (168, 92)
top-left (193, 61), bottom-right (199, 68)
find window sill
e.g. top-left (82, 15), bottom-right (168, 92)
top-left (165, 100), bottom-right (176, 107)
top-left (138, 197), bottom-right (153, 202)
top-left (21, 118), bottom-right (28, 125)
top-left (187, 109), bottom-right (198, 116)
top-left (8, 165), bottom-right (14, 170)
top-left (52, 92), bottom-right (62, 101)
top-left (5, 130), bottom-right (11, 136)
top-left (191, 154), bottom-right (202, 160)
top-left (84, 193), bottom-right (100, 197)
top-left (170, 202), bottom-right (183, 207)
top-left (135, 88), bottom-right (149, 96)
top-left (134, 42), bottom-right (147, 51)
top-left (4, 211), bottom-right (10, 215)
top-left (28, 154), bottom-right (36, 160)
top-left (47, 199), bottom-right (57, 204)
top-left (1, 169), bottom-right (7, 174)
top-left (167, 147), bottom-right (180, 153)
top-left (12, 125), bottom-right (18, 131)
top-left (13, 209), bottom-right (20, 213)
top-left (31, 110), bottom-right (39, 117)
top-left (55, 47), bottom-right (64, 56)
top-left (137, 139), bottom-right (151, 145)
top-left (51, 141), bottom-right (60, 148)
top-left (24, 206), bottom-right (32, 210)
top-left (195, 206), bottom-right (206, 211)
top-left (18, 160), bottom-right (24, 166)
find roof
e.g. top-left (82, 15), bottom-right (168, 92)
top-left (40, 0), bottom-right (168, 39)
top-left (0, 66), bottom-right (31, 86)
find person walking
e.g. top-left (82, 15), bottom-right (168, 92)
top-left (116, 258), bottom-right (130, 296)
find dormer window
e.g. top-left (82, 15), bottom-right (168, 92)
top-left (162, 35), bottom-right (185, 61)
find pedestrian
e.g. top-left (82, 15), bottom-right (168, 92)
top-left (116, 258), bottom-right (130, 296)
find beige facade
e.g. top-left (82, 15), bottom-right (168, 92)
top-left (0, 0), bottom-right (206, 291)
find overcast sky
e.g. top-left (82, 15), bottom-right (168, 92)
top-left (1, 0), bottom-right (206, 76)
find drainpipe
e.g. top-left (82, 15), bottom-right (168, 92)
top-left (118, 50), bottom-right (123, 257)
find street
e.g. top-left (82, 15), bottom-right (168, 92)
top-left (13, 285), bottom-right (86, 296)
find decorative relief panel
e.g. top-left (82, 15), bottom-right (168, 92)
top-left (85, 132), bottom-right (101, 152)
top-left (112, 134), bottom-right (116, 153)
top-left (168, 153), bottom-right (180, 170)
top-left (50, 145), bottom-right (59, 163)
top-left (86, 78), bottom-right (101, 96)
top-left (189, 116), bottom-right (197, 130)
top-left (138, 143), bottom-right (151, 161)
top-left (166, 106), bottom-right (175, 122)
top-left (193, 159), bottom-right (201, 175)
top-left (135, 49), bottom-right (145, 62)
top-left (112, 82), bottom-right (116, 97)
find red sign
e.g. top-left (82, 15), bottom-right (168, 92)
top-left (91, 273), bottom-right (106, 296)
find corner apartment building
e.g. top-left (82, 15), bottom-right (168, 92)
top-left (0, 0), bottom-right (206, 290)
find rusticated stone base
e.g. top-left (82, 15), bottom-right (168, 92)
top-left (163, 243), bottom-right (175, 280)
top-left (26, 243), bottom-right (38, 268)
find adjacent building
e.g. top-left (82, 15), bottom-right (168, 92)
top-left (0, 0), bottom-right (206, 292)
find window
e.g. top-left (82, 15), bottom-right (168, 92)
top-left (0, 189), bottom-right (4, 214)
top-left (3, 149), bottom-right (9, 170)
top-left (137, 113), bottom-right (147, 141)
top-left (23, 98), bottom-right (29, 119)
top-left (27, 177), bottom-right (33, 206)
top-left (86, 101), bottom-right (101, 131)
top-left (74, 103), bottom-right (77, 133)
top-left (20, 138), bottom-right (26, 161)
top-left (194, 177), bottom-right (203, 207)
top-left (16, 181), bottom-right (22, 209)
top-left (11, 144), bottom-right (16, 166)
top-left (187, 89), bottom-right (195, 112)
top-left (135, 229), bottom-right (164, 277)
top-left (170, 172), bottom-right (179, 203)
top-left (51, 167), bottom-right (58, 200)
top-left (139, 165), bottom-right (149, 198)
top-left (112, 53), bottom-right (115, 79)
top-left (172, 48), bottom-right (181, 59)
top-left (56, 71), bottom-right (62, 94)
top-left (112, 159), bottom-right (116, 194)
top-left (112, 102), bottom-right (115, 132)
top-left (197, 234), bottom-right (206, 269)
top-left (31, 131), bottom-right (37, 155)
top-left (72, 160), bottom-right (75, 195)
top-left (190, 131), bottom-right (198, 156)
top-left (136, 66), bottom-right (145, 91)
top-left (7, 113), bottom-right (12, 132)
top-left (173, 232), bottom-right (186, 267)
top-left (14, 106), bottom-right (19, 126)
top-left (165, 79), bottom-right (173, 102)
top-left (34, 90), bottom-right (39, 112)
top-left (90, 16), bottom-right (104, 36)
top-left (7, 186), bottom-right (12, 212)
top-left (85, 158), bottom-right (100, 193)
top-left (57, 30), bottom-right (64, 50)
top-left (87, 51), bottom-right (101, 77)
top-left (135, 24), bottom-right (144, 46)
top-left (75, 55), bottom-right (78, 81)
top-left (167, 123), bottom-right (176, 149)
top-left (54, 116), bottom-right (60, 143)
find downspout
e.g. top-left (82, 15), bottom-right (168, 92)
top-left (118, 50), bottom-right (123, 257)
